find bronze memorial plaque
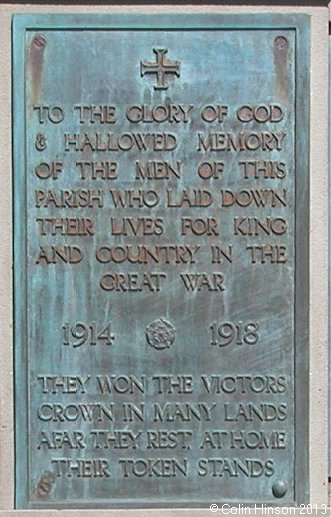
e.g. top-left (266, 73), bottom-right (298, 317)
top-left (13, 14), bottom-right (309, 508)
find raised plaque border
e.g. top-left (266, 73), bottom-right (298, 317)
top-left (12, 13), bottom-right (310, 509)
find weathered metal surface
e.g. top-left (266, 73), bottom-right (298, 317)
top-left (13, 14), bottom-right (310, 509)
top-left (329, 33), bottom-right (331, 492)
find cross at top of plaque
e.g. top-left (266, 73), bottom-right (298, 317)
top-left (140, 48), bottom-right (181, 90)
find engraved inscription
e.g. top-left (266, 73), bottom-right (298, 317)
top-left (14, 16), bottom-right (309, 508)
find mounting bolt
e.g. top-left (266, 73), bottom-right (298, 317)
top-left (274, 36), bottom-right (288, 51)
top-left (33, 35), bottom-right (47, 48)
top-left (272, 480), bottom-right (287, 498)
top-left (36, 471), bottom-right (55, 498)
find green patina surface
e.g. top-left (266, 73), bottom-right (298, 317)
top-left (13, 13), bottom-right (310, 509)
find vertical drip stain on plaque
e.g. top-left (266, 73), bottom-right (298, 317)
top-left (273, 36), bottom-right (290, 104)
top-left (29, 34), bottom-right (46, 105)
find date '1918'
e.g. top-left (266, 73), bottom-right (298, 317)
top-left (62, 322), bottom-right (115, 347)
top-left (210, 321), bottom-right (260, 347)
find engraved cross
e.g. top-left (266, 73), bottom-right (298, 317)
top-left (140, 48), bottom-right (181, 90)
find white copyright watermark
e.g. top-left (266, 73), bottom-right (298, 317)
top-left (209, 504), bottom-right (328, 514)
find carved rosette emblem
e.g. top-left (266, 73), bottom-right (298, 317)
top-left (146, 318), bottom-right (176, 350)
